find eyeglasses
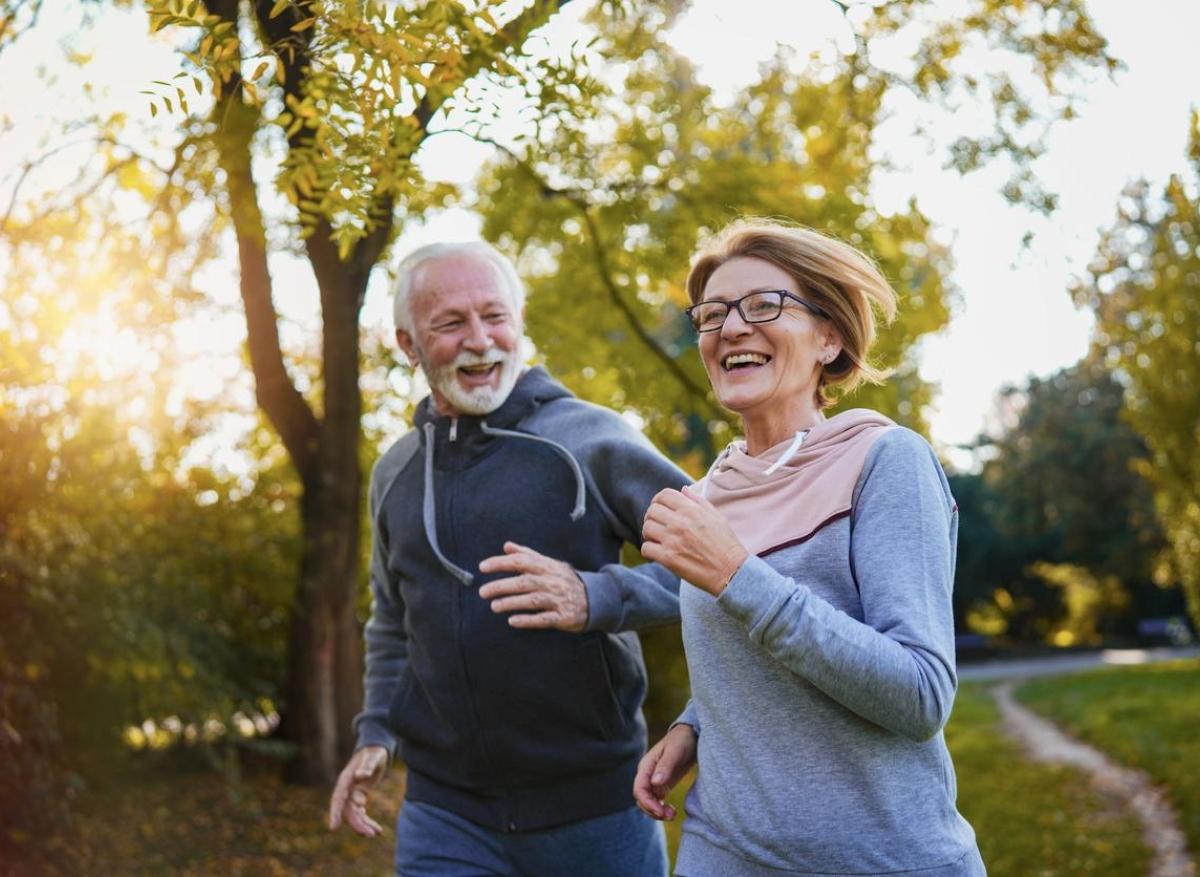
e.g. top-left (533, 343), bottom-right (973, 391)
top-left (686, 290), bottom-right (828, 333)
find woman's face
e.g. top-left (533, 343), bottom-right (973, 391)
top-left (697, 256), bottom-right (839, 419)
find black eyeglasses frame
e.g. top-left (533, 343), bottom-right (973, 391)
top-left (685, 289), bottom-right (829, 333)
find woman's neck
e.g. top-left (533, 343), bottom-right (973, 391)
top-left (741, 399), bottom-right (826, 456)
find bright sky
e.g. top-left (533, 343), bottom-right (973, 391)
top-left (4, 1), bottom-right (1198, 466)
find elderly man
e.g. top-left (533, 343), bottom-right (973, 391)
top-left (327, 241), bottom-right (688, 876)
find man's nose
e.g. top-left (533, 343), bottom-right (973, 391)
top-left (461, 314), bottom-right (493, 352)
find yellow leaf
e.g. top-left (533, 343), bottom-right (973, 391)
top-left (150, 102), bottom-right (158, 117)
top-left (291, 17), bottom-right (316, 32)
top-left (275, 55), bottom-right (286, 84)
top-left (268, 0), bottom-right (289, 19)
top-left (252, 60), bottom-right (269, 80)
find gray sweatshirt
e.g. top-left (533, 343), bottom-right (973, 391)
top-left (675, 428), bottom-right (985, 877)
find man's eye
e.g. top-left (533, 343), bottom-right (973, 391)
top-left (484, 312), bottom-right (509, 323)
top-left (433, 320), bottom-right (463, 332)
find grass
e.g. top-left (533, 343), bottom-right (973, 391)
top-left (1017, 657), bottom-right (1200, 859)
top-left (947, 683), bottom-right (1150, 876)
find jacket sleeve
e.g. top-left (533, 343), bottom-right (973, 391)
top-left (574, 414), bottom-right (691, 633)
top-left (713, 429), bottom-right (959, 742)
top-left (671, 699), bottom-right (700, 734)
top-left (351, 464), bottom-right (407, 758)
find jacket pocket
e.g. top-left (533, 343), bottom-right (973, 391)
top-left (387, 671), bottom-right (457, 751)
top-left (580, 636), bottom-right (627, 741)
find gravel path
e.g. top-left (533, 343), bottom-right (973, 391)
top-left (992, 681), bottom-right (1195, 877)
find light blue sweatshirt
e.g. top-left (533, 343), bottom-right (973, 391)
top-left (675, 427), bottom-right (985, 877)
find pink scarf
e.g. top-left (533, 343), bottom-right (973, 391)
top-left (699, 408), bottom-right (896, 556)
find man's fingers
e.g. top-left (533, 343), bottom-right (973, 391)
top-left (328, 775), bottom-right (352, 830)
top-left (346, 803), bottom-right (382, 837)
top-left (478, 553), bottom-right (537, 576)
top-left (507, 609), bottom-right (561, 629)
top-left (478, 575), bottom-right (537, 600)
top-left (488, 589), bottom-right (555, 615)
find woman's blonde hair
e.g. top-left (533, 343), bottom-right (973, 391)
top-left (686, 218), bottom-right (898, 409)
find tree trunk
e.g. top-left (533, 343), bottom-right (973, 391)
top-left (214, 88), bottom-right (365, 785)
top-left (279, 250), bottom-right (367, 785)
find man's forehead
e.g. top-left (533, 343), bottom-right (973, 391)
top-left (414, 254), bottom-right (509, 300)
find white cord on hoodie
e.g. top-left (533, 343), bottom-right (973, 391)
top-left (762, 429), bottom-right (810, 476)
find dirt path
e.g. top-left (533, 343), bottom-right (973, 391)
top-left (992, 681), bottom-right (1195, 877)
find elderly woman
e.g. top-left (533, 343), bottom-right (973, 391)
top-left (633, 220), bottom-right (985, 877)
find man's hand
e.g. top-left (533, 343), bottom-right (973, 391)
top-left (641, 486), bottom-right (748, 596)
top-left (633, 723), bottom-right (698, 821)
top-left (328, 745), bottom-right (389, 837)
top-left (478, 541), bottom-right (588, 632)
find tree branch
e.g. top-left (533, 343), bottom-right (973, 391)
top-left (475, 137), bottom-right (719, 414)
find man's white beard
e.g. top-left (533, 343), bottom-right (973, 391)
top-left (422, 347), bottom-right (522, 416)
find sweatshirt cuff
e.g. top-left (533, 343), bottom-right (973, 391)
top-left (670, 700), bottom-right (700, 736)
top-left (354, 720), bottom-right (398, 762)
top-left (580, 569), bottom-right (621, 632)
top-left (716, 554), bottom-right (800, 631)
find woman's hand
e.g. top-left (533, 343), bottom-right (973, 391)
top-left (641, 486), bottom-right (748, 596)
top-left (633, 723), bottom-right (698, 821)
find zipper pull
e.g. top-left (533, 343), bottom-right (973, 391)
top-left (449, 417), bottom-right (458, 442)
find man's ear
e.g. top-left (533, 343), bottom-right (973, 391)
top-left (395, 329), bottom-right (420, 369)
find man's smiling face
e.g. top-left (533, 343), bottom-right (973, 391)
top-left (397, 254), bottom-right (524, 416)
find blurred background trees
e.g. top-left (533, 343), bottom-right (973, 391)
top-left (1070, 113), bottom-right (1200, 632)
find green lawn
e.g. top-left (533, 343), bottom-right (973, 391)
top-left (1018, 657), bottom-right (1200, 859)
top-left (947, 683), bottom-right (1150, 876)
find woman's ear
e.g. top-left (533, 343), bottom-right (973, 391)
top-left (821, 326), bottom-right (843, 366)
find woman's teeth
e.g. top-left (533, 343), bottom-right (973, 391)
top-left (722, 353), bottom-right (770, 370)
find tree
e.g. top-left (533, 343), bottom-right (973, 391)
top-left (2, 0), bottom-right (1118, 785)
top-left (1071, 111), bottom-right (1200, 630)
top-left (139, 0), bottom-right (600, 784)
top-left (952, 360), bottom-right (1173, 643)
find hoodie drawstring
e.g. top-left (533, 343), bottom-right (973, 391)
top-left (422, 423), bottom-right (476, 587)
top-left (420, 420), bottom-right (589, 588)
top-left (480, 421), bottom-right (587, 521)
top-left (763, 429), bottom-right (810, 476)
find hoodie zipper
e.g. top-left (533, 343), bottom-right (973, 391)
top-left (449, 417), bottom-right (458, 442)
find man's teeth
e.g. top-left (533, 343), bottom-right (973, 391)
top-left (460, 364), bottom-right (497, 374)
top-left (723, 353), bottom-right (770, 369)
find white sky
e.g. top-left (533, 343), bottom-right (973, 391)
top-left (4, 0), bottom-right (1198, 466)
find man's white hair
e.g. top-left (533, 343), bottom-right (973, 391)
top-left (392, 241), bottom-right (526, 334)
